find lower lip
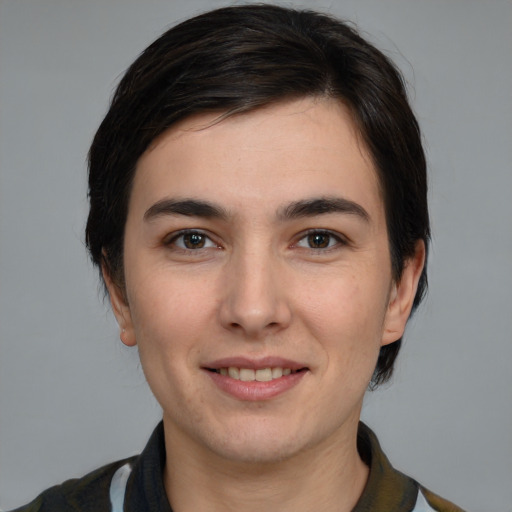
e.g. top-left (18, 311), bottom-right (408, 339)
top-left (205, 370), bottom-right (307, 401)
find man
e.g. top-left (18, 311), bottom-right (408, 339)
top-left (12, 5), bottom-right (464, 511)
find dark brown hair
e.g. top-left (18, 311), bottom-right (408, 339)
top-left (86, 4), bottom-right (430, 387)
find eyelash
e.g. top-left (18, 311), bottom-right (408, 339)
top-left (164, 229), bottom-right (347, 253)
top-left (294, 229), bottom-right (347, 251)
top-left (164, 230), bottom-right (219, 251)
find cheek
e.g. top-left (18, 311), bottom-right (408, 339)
top-left (299, 271), bottom-right (389, 374)
top-left (303, 273), bottom-right (388, 338)
top-left (126, 271), bottom-right (216, 364)
top-left (126, 276), bottom-right (215, 415)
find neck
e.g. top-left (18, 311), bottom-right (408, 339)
top-left (163, 419), bottom-right (369, 512)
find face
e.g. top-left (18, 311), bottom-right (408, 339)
top-left (107, 97), bottom-right (423, 465)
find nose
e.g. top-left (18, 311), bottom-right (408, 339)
top-left (218, 248), bottom-right (292, 339)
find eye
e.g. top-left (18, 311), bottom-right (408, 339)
top-left (295, 230), bottom-right (344, 250)
top-left (167, 230), bottom-right (217, 250)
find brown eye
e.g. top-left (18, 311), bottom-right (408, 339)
top-left (182, 232), bottom-right (206, 249)
top-left (295, 230), bottom-right (344, 250)
top-left (307, 232), bottom-right (331, 248)
top-left (168, 230), bottom-right (217, 250)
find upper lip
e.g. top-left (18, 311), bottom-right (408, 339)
top-left (203, 356), bottom-right (307, 371)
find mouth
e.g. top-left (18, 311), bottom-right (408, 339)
top-left (202, 357), bottom-right (309, 400)
top-left (207, 366), bottom-right (306, 382)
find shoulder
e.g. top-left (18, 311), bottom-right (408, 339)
top-left (8, 457), bottom-right (137, 512)
top-left (416, 486), bottom-right (467, 512)
top-left (9, 422), bottom-right (166, 512)
top-left (356, 423), bottom-right (467, 512)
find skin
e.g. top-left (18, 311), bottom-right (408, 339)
top-left (105, 97), bottom-right (425, 512)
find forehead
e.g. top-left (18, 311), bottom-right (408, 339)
top-left (131, 97), bottom-right (383, 221)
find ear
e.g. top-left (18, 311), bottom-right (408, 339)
top-left (102, 263), bottom-right (137, 347)
top-left (381, 240), bottom-right (426, 346)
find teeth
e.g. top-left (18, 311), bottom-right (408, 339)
top-left (255, 368), bottom-right (272, 382)
top-left (271, 367), bottom-right (283, 378)
top-left (239, 368), bottom-right (255, 381)
top-left (218, 367), bottom-right (296, 381)
top-left (228, 367), bottom-right (240, 379)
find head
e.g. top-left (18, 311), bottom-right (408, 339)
top-left (86, 4), bottom-right (429, 388)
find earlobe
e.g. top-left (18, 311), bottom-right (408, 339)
top-left (102, 263), bottom-right (137, 347)
top-left (381, 240), bottom-right (426, 346)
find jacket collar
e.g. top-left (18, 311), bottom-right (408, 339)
top-left (126, 421), bottom-right (418, 512)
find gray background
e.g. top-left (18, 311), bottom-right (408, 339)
top-left (1, 1), bottom-right (511, 510)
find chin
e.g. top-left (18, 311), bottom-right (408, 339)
top-left (201, 419), bottom-right (321, 465)
top-left (214, 436), bottom-right (302, 464)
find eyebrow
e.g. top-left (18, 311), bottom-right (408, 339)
top-left (143, 196), bottom-right (370, 223)
top-left (143, 198), bottom-right (229, 221)
top-left (279, 197), bottom-right (370, 222)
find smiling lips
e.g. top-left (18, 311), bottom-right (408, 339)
top-left (204, 359), bottom-right (308, 400)
top-left (216, 367), bottom-right (294, 381)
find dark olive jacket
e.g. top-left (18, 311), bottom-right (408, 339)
top-left (10, 422), bottom-right (465, 512)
